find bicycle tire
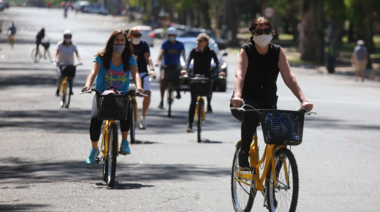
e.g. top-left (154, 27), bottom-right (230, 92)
top-left (129, 100), bottom-right (136, 144)
top-left (266, 148), bottom-right (299, 212)
top-left (197, 98), bottom-right (203, 143)
top-left (102, 136), bottom-right (108, 182)
top-left (64, 79), bottom-right (71, 108)
top-left (231, 142), bottom-right (255, 212)
top-left (105, 123), bottom-right (118, 187)
top-left (167, 86), bottom-right (172, 118)
top-left (31, 48), bottom-right (41, 62)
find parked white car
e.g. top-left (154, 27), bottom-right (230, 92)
top-left (134, 25), bottom-right (154, 47)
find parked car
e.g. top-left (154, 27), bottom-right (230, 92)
top-left (82, 4), bottom-right (108, 15)
top-left (177, 37), bottom-right (228, 92)
top-left (134, 25), bottom-right (154, 47)
top-left (178, 28), bottom-right (228, 49)
top-left (0, 0), bottom-right (9, 11)
top-left (73, 1), bottom-right (89, 11)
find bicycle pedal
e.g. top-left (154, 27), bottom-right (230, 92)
top-left (95, 157), bottom-right (100, 164)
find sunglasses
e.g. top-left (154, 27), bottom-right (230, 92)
top-left (131, 34), bottom-right (142, 38)
top-left (64, 36), bottom-right (72, 38)
top-left (196, 39), bottom-right (205, 43)
top-left (252, 28), bottom-right (272, 35)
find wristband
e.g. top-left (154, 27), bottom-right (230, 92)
top-left (301, 100), bottom-right (309, 104)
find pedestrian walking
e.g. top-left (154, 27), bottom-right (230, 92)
top-left (324, 41), bottom-right (335, 73)
top-left (128, 27), bottom-right (157, 129)
top-left (351, 40), bottom-right (368, 82)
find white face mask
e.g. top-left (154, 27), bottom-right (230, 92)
top-left (253, 34), bottom-right (273, 47)
top-left (132, 38), bottom-right (141, 45)
top-left (64, 38), bottom-right (71, 43)
top-left (168, 36), bottom-right (176, 42)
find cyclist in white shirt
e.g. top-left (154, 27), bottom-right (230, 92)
top-left (52, 30), bottom-right (82, 96)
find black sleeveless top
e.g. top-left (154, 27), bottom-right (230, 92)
top-left (241, 38), bottom-right (281, 104)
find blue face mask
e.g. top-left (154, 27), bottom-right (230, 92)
top-left (113, 44), bottom-right (125, 54)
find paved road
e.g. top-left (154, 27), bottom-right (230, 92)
top-left (1, 7), bottom-right (380, 212)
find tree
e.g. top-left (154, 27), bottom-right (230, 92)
top-left (299, 0), bottom-right (324, 63)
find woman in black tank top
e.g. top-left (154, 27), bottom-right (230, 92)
top-left (230, 17), bottom-right (314, 168)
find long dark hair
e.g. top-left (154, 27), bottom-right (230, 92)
top-left (95, 30), bottom-right (133, 72)
top-left (38, 28), bottom-right (45, 38)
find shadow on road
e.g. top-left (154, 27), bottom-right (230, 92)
top-left (95, 182), bottom-right (155, 190)
top-left (0, 203), bottom-right (48, 211)
top-left (0, 157), bottom-right (230, 185)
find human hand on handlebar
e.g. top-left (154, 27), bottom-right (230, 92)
top-left (301, 101), bottom-right (313, 112)
top-left (231, 97), bottom-right (243, 108)
top-left (137, 87), bottom-right (144, 94)
top-left (82, 86), bottom-right (90, 92)
top-left (149, 70), bottom-right (157, 79)
top-left (181, 70), bottom-right (187, 76)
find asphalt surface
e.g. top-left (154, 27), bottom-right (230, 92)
top-left (1, 7), bottom-right (380, 212)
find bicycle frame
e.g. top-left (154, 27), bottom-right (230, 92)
top-left (60, 77), bottom-right (69, 96)
top-left (235, 135), bottom-right (288, 191)
top-left (194, 96), bottom-right (206, 123)
top-left (100, 120), bottom-right (118, 159)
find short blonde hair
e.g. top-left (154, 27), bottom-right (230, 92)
top-left (198, 33), bottom-right (209, 42)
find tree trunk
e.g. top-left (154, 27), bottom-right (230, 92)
top-left (299, 0), bottom-right (324, 63)
top-left (188, 9), bottom-right (194, 27)
top-left (348, 22), bottom-right (355, 42)
top-left (196, 0), bottom-right (211, 29)
top-left (227, 0), bottom-right (239, 46)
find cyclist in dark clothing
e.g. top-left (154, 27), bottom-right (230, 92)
top-left (35, 28), bottom-right (49, 60)
top-left (230, 17), bottom-right (313, 168)
top-left (181, 33), bottom-right (225, 132)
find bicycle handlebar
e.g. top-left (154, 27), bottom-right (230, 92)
top-left (80, 88), bottom-right (147, 97)
top-left (230, 104), bottom-right (317, 116)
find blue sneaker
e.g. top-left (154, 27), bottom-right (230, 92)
top-left (120, 140), bottom-right (131, 155)
top-left (86, 148), bottom-right (99, 165)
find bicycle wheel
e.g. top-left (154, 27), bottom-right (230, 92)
top-left (60, 79), bottom-right (71, 108)
top-left (167, 86), bottom-right (173, 118)
top-left (266, 148), bottom-right (299, 212)
top-left (31, 48), bottom-right (41, 62)
top-left (197, 98), bottom-right (203, 143)
top-left (231, 142), bottom-right (255, 212)
top-left (105, 123), bottom-right (118, 187)
top-left (129, 100), bottom-right (136, 144)
top-left (103, 136), bottom-right (108, 183)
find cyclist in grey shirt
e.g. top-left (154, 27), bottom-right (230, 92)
top-left (352, 40), bottom-right (368, 82)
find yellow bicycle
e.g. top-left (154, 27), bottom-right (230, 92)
top-left (128, 73), bottom-right (149, 144)
top-left (81, 88), bottom-right (138, 187)
top-left (57, 63), bottom-right (80, 108)
top-left (231, 105), bottom-right (316, 212)
top-left (188, 75), bottom-right (213, 143)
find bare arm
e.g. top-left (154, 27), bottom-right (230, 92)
top-left (278, 47), bottom-right (313, 111)
top-left (130, 65), bottom-right (144, 93)
top-left (144, 52), bottom-right (156, 79)
top-left (82, 62), bottom-right (101, 91)
top-left (75, 50), bottom-right (82, 64)
top-left (155, 49), bottom-right (164, 66)
top-left (231, 49), bottom-right (248, 108)
top-left (52, 49), bottom-right (59, 62)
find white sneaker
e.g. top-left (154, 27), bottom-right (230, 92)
top-left (139, 116), bottom-right (147, 129)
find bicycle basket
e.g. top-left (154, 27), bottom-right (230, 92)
top-left (96, 94), bottom-right (130, 120)
top-left (164, 66), bottom-right (181, 83)
top-left (259, 110), bottom-right (304, 145)
top-left (61, 65), bottom-right (76, 77)
top-left (190, 78), bottom-right (213, 96)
